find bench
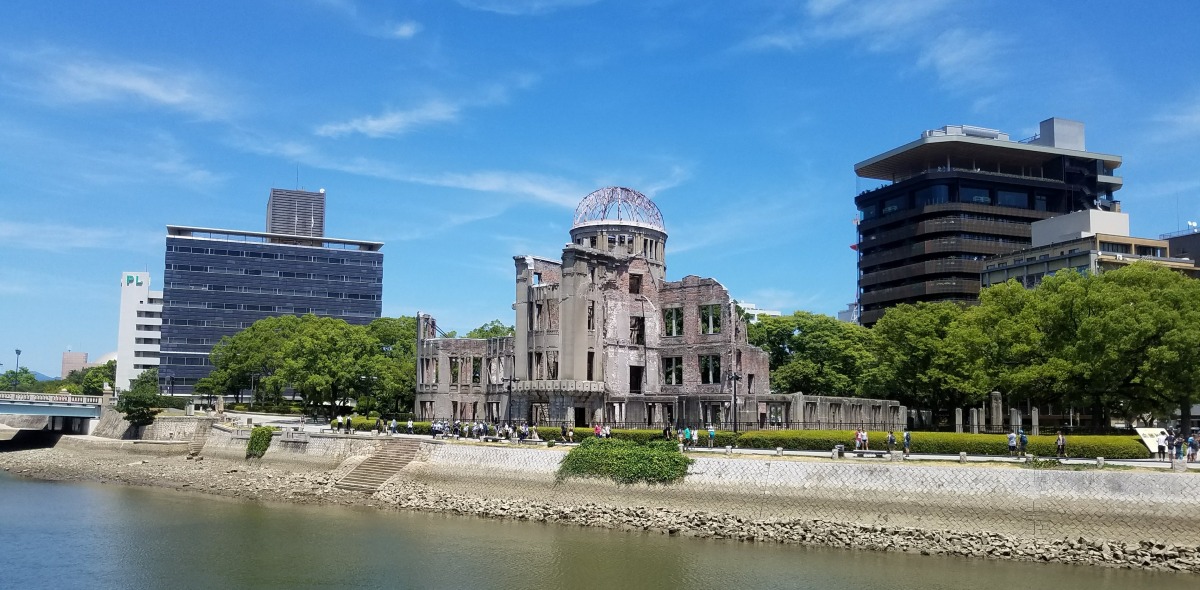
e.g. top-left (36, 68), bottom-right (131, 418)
top-left (482, 436), bottom-right (503, 443)
top-left (849, 449), bottom-right (889, 458)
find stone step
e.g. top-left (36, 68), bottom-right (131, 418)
top-left (334, 439), bottom-right (422, 492)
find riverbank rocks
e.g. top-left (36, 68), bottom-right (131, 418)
top-left (372, 475), bottom-right (1200, 574)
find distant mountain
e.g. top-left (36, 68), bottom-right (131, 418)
top-left (33, 371), bottom-right (55, 382)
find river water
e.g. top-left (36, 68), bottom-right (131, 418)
top-left (0, 473), bottom-right (1187, 589)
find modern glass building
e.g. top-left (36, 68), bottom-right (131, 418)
top-left (158, 225), bottom-right (383, 394)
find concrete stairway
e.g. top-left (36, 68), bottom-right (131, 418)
top-left (335, 438), bottom-right (423, 492)
top-left (188, 419), bottom-right (214, 456)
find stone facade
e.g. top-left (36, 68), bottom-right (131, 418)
top-left (415, 187), bottom-right (770, 429)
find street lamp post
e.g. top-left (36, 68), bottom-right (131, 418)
top-left (503, 376), bottom-right (519, 428)
top-left (728, 372), bottom-right (742, 433)
top-left (15, 349), bottom-right (21, 372)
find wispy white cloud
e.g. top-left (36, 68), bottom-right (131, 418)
top-left (3, 49), bottom-right (231, 119)
top-left (0, 220), bottom-right (160, 253)
top-left (738, 0), bottom-right (1006, 94)
top-left (389, 205), bottom-right (510, 242)
top-left (0, 119), bottom-right (224, 191)
top-left (409, 170), bottom-right (583, 207)
top-left (1151, 92), bottom-right (1200, 140)
top-left (387, 20), bottom-right (423, 39)
top-left (316, 100), bottom-right (460, 138)
top-left (916, 29), bottom-right (1006, 91)
top-left (456, 0), bottom-right (599, 16)
top-left (315, 73), bottom-right (538, 138)
top-left (309, 0), bottom-right (423, 40)
top-left (232, 132), bottom-right (585, 208)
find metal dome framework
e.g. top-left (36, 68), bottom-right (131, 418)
top-left (572, 187), bottom-right (665, 230)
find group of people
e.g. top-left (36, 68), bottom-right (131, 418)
top-left (1154, 430), bottom-right (1198, 462)
top-left (661, 425), bottom-right (717, 448)
top-left (1006, 429), bottom-right (1031, 456)
top-left (850, 429), bottom-right (911, 455)
top-left (430, 419), bottom-right (499, 439)
top-left (333, 415), bottom-right (416, 435)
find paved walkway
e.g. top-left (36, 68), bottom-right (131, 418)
top-left (213, 412), bottom-right (1200, 471)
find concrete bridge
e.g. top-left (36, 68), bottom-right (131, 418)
top-left (0, 391), bottom-right (104, 434)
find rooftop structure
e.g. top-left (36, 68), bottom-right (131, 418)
top-left (265, 188), bottom-right (326, 238)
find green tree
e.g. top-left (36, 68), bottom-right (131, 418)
top-left (127, 367), bottom-right (159, 396)
top-left (204, 315), bottom-right (301, 404)
top-left (748, 312), bottom-right (875, 396)
top-left (864, 301), bottom-right (970, 415)
top-left (115, 389), bottom-right (161, 426)
top-left (465, 319), bottom-right (515, 339)
top-left (81, 360), bottom-right (117, 395)
top-left (367, 316), bottom-right (418, 413)
top-left (0, 367), bottom-right (38, 391)
top-left (940, 280), bottom-right (1050, 406)
top-left (269, 316), bottom-right (395, 421)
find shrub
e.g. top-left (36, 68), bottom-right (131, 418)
top-left (246, 426), bottom-right (274, 459)
top-left (558, 437), bottom-right (693, 485)
top-left (232, 404), bottom-right (247, 411)
top-left (152, 395), bottom-right (188, 410)
top-left (114, 390), bottom-right (161, 426)
top-left (368, 411), bottom-right (381, 419)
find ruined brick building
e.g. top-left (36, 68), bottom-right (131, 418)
top-left (415, 187), bottom-right (770, 428)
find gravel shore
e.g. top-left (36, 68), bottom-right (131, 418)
top-left (3, 440), bottom-right (1198, 574)
top-left (0, 444), bottom-right (368, 506)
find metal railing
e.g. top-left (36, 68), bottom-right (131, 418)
top-left (0, 392), bottom-right (101, 404)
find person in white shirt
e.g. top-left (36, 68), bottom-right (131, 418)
top-left (1156, 431), bottom-right (1167, 461)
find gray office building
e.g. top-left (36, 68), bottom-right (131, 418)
top-left (158, 190), bottom-right (382, 395)
top-left (266, 188), bottom-right (326, 238)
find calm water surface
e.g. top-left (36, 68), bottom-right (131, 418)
top-left (0, 472), bottom-right (1189, 589)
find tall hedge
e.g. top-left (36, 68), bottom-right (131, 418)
top-left (557, 438), bottom-right (692, 485)
top-left (734, 430), bottom-right (1149, 459)
top-left (246, 426), bottom-right (274, 459)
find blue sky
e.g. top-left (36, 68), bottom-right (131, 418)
top-left (3, 0), bottom-right (1200, 377)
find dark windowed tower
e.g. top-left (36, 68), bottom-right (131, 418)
top-left (159, 188), bottom-right (382, 395)
top-left (853, 118), bottom-right (1123, 326)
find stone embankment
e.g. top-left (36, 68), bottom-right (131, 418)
top-left (0, 445), bottom-right (367, 506)
top-left (375, 476), bottom-right (1200, 573)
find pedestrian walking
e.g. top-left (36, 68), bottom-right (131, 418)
top-left (886, 431), bottom-right (896, 452)
top-left (708, 424), bottom-right (716, 448)
top-left (902, 429), bottom-right (911, 456)
top-left (1056, 431), bottom-right (1066, 458)
top-left (1007, 431), bottom-right (1017, 456)
top-left (1156, 431), bottom-right (1167, 461)
top-left (1018, 430), bottom-right (1028, 457)
top-left (691, 427), bottom-right (699, 448)
top-left (407, 418), bottom-right (414, 434)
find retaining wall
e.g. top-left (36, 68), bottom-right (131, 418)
top-left (202, 427), bottom-right (385, 466)
top-left (408, 443), bottom-right (1200, 544)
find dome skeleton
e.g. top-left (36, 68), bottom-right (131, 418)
top-left (572, 187), bottom-right (664, 230)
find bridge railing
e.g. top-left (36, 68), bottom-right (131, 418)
top-left (0, 391), bottom-right (101, 404)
